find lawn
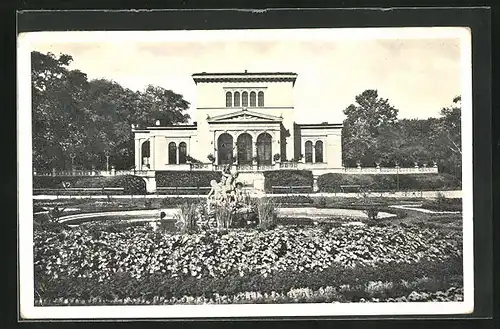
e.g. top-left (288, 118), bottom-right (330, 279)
top-left (32, 196), bottom-right (464, 306)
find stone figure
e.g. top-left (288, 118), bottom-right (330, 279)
top-left (207, 164), bottom-right (242, 210)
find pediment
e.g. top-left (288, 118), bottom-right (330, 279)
top-left (207, 109), bottom-right (283, 123)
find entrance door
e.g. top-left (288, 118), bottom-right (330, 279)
top-left (257, 133), bottom-right (272, 165)
top-left (217, 133), bottom-right (234, 165)
top-left (237, 133), bottom-right (253, 165)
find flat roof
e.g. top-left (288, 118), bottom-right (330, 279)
top-left (192, 72), bottom-right (297, 77)
top-left (192, 72), bottom-right (298, 85)
top-left (297, 123), bottom-right (343, 128)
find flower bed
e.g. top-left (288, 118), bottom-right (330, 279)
top-left (34, 224), bottom-right (462, 305)
top-left (35, 260), bottom-right (463, 305)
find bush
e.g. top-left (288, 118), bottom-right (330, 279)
top-left (156, 171), bottom-right (219, 188)
top-left (160, 197), bottom-right (205, 208)
top-left (264, 170), bottom-right (313, 193)
top-left (317, 173), bottom-right (461, 192)
top-left (422, 197), bottom-right (462, 212)
top-left (271, 195), bottom-right (314, 206)
top-left (33, 175), bottom-right (146, 194)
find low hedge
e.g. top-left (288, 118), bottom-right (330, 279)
top-left (156, 171), bottom-right (220, 188)
top-left (317, 173), bottom-right (461, 192)
top-left (34, 257), bottom-right (462, 305)
top-left (33, 175), bottom-right (146, 194)
top-left (264, 170), bottom-right (313, 193)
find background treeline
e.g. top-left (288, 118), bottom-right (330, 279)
top-left (341, 90), bottom-right (461, 178)
top-left (32, 51), bottom-right (462, 177)
top-left (32, 51), bottom-right (190, 171)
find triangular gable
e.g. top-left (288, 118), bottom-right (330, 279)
top-left (207, 109), bottom-right (283, 123)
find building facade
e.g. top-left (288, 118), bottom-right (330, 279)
top-left (132, 71), bottom-right (343, 171)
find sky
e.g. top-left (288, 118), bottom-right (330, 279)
top-left (26, 28), bottom-right (466, 124)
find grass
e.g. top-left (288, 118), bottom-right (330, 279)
top-left (255, 197), bottom-right (278, 230)
top-left (214, 203), bottom-right (233, 229)
top-left (174, 203), bottom-right (199, 234)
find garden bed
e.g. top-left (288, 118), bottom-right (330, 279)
top-left (34, 223), bottom-right (463, 305)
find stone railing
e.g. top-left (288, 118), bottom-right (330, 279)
top-left (331, 166), bottom-right (438, 174)
top-left (34, 164), bottom-right (439, 177)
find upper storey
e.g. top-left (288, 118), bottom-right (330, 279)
top-left (192, 71), bottom-right (298, 109)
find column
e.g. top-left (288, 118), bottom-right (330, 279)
top-left (302, 140), bottom-right (306, 163)
top-left (271, 131), bottom-right (279, 163)
top-left (214, 131), bottom-right (219, 165)
top-left (150, 136), bottom-right (156, 170)
top-left (135, 138), bottom-right (141, 170)
top-left (176, 142), bottom-right (180, 165)
top-left (252, 140), bottom-right (257, 165)
top-left (312, 140), bottom-right (316, 164)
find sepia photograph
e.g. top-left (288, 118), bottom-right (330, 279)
top-left (18, 26), bottom-right (473, 319)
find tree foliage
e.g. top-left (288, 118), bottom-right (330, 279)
top-left (31, 51), bottom-right (190, 170)
top-left (342, 90), bottom-right (462, 176)
top-left (342, 90), bottom-right (399, 166)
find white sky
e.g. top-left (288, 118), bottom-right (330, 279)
top-left (26, 28), bottom-right (466, 124)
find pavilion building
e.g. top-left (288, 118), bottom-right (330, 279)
top-left (132, 71), bottom-right (343, 172)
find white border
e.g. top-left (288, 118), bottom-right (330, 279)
top-left (18, 27), bottom-right (474, 319)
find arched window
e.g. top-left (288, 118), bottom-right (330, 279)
top-left (141, 141), bottom-right (150, 167)
top-left (315, 140), bottom-right (324, 163)
top-left (225, 92), bottom-right (232, 107)
top-left (234, 92), bottom-right (240, 107)
top-left (237, 133), bottom-right (253, 165)
top-left (257, 133), bottom-right (272, 165)
top-left (168, 142), bottom-right (177, 164)
top-left (249, 91), bottom-right (256, 107)
top-left (258, 91), bottom-right (264, 107)
top-left (242, 91), bottom-right (248, 107)
top-left (217, 133), bottom-right (234, 165)
top-left (179, 142), bottom-right (187, 164)
top-left (305, 141), bottom-right (313, 163)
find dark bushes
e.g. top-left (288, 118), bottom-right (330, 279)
top-left (33, 175), bottom-right (146, 194)
top-left (156, 171), bottom-right (219, 188)
top-left (317, 173), bottom-right (461, 192)
top-left (264, 170), bottom-right (313, 193)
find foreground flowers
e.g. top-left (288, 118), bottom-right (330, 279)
top-left (33, 223), bottom-right (463, 305)
top-left (35, 224), bottom-right (461, 281)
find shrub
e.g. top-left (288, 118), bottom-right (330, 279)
top-left (160, 197), bottom-right (205, 208)
top-left (364, 207), bottom-right (380, 221)
top-left (156, 171), bottom-right (219, 188)
top-left (33, 175), bottom-right (146, 194)
top-left (317, 173), bottom-right (461, 192)
top-left (422, 197), bottom-right (462, 212)
top-left (264, 170), bottom-right (313, 193)
top-left (271, 195), bottom-right (314, 206)
top-left (255, 198), bottom-right (278, 230)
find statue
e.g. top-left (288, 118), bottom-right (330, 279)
top-left (207, 163), bottom-right (242, 211)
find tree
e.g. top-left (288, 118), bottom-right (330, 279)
top-left (342, 90), bottom-right (399, 166)
top-left (32, 51), bottom-right (90, 170)
top-left (134, 85), bottom-right (190, 128)
top-left (32, 51), bottom-right (192, 170)
top-left (430, 96), bottom-right (462, 177)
